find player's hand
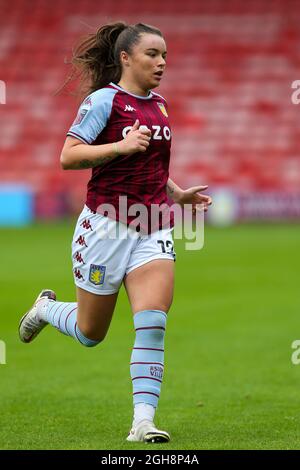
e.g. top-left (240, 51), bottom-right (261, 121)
top-left (117, 119), bottom-right (151, 155)
top-left (177, 185), bottom-right (212, 213)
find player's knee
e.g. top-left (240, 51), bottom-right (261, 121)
top-left (77, 325), bottom-right (107, 347)
top-left (141, 303), bottom-right (171, 314)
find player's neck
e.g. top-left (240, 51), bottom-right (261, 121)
top-left (116, 79), bottom-right (150, 98)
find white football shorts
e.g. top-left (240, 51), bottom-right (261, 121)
top-left (71, 205), bottom-right (176, 295)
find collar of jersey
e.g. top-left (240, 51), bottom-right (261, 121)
top-left (109, 82), bottom-right (153, 100)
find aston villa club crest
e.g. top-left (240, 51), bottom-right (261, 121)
top-left (89, 264), bottom-right (106, 286)
top-left (157, 102), bottom-right (168, 117)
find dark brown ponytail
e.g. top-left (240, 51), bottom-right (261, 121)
top-left (60, 21), bottom-right (163, 98)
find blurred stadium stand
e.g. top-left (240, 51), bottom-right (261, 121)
top-left (0, 0), bottom-right (300, 222)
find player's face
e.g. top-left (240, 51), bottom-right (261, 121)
top-left (127, 34), bottom-right (167, 91)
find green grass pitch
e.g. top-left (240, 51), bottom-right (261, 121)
top-left (0, 221), bottom-right (299, 450)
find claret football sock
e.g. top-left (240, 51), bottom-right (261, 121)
top-left (41, 300), bottom-right (100, 347)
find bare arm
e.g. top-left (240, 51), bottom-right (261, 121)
top-left (167, 178), bottom-right (212, 211)
top-left (60, 137), bottom-right (119, 170)
top-left (60, 119), bottom-right (151, 170)
top-left (166, 178), bottom-right (184, 202)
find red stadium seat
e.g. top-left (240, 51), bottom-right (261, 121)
top-left (1, 0), bottom-right (299, 213)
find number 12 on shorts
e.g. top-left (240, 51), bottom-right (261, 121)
top-left (157, 240), bottom-right (176, 259)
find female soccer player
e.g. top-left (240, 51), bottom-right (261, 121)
top-left (19, 22), bottom-right (211, 443)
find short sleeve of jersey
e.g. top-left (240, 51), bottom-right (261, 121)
top-left (67, 87), bottom-right (118, 144)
